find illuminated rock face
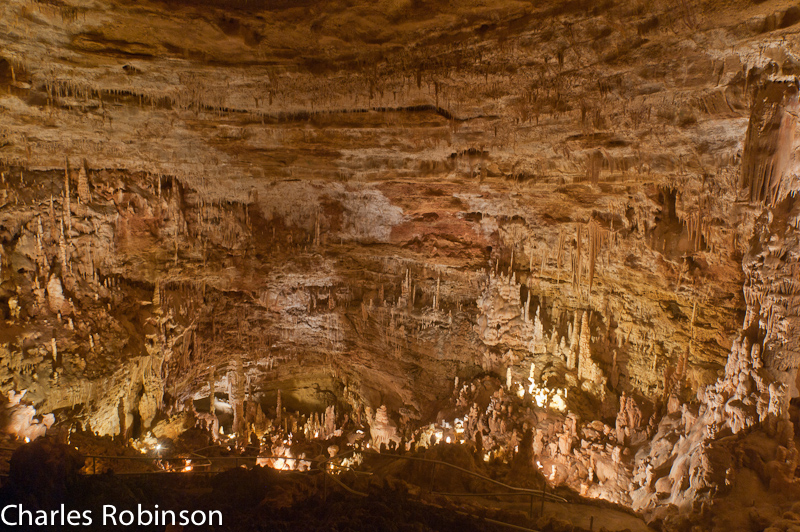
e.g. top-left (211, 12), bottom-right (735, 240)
top-left (4, 391), bottom-right (54, 442)
top-left (1, 0), bottom-right (800, 527)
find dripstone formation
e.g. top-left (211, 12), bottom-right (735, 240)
top-left (1, 0), bottom-right (800, 530)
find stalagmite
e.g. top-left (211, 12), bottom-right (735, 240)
top-left (209, 372), bottom-right (216, 417)
top-left (47, 275), bottom-right (66, 314)
top-left (324, 405), bottom-right (335, 438)
top-left (577, 312), bottom-right (589, 379)
top-left (230, 354), bottom-right (245, 436)
top-left (577, 311), bottom-right (605, 398)
top-left (531, 306), bottom-right (545, 354)
top-left (525, 291), bottom-right (531, 321)
top-left (59, 223), bottom-right (67, 273)
top-left (567, 311), bottom-right (579, 369)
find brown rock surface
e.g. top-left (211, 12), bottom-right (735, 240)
top-left (1, 0), bottom-right (800, 529)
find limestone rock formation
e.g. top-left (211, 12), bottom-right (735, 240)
top-left (0, 0), bottom-right (800, 529)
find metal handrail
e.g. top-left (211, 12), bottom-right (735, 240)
top-left (0, 445), bottom-right (563, 531)
top-left (355, 451), bottom-right (567, 503)
top-left (316, 447), bottom-right (568, 528)
top-left (453, 511), bottom-right (542, 532)
top-left (82, 454), bottom-right (257, 461)
top-left (432, 491), bottom-right (542, 498)
top-left (2, 444), bottom-right (565, 505)
top-left (317, 469), bottom-right (543, 532)
top-left (80, 453), bottom-right (325, 475)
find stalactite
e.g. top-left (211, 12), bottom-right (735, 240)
top-left (77, 161), bottom-right (90, 205)
top-left (587, 220), bottom-right (607, 293)
top-left (314, 210), bottom-right (321, 247)
top-left (434, 274), bottom-right (440, 310)
top-left (540, 247), bottom-right (546, 278)
top-left (585, 150), bottom-right (602, 183)
top-left (63, 160), bottom-right (71, 233)
top-left (46, 196), bottom-right (54, 239)
top-left (572, 224), bottom-right (583, 293)
top-left (681, 212), bottom-right (708, 252)
top-left (740, 79), bottom-right (799, 206)
top-left (675, 345), bottom-right (689, 385)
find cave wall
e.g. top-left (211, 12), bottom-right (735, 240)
top-left (0, 0), bottom-right (797, 470)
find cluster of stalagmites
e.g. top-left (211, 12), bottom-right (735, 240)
top-left (432, 324), bottom-right (795, 521)
top-left (169, 389), bottom-right (343, 444)
top-left (465, 190), bottom-right (800, 523)
top-left (700, 335), bottom-right (783, 437)
top-left (0, 163), bottom-right (198, 441)
top-left (464, 263), bottom-right (656, 505)
top-left (629, 332), bottom-right (793, 516)
top-left (175, 376), bottom-right (401, 465)
top-left (366, 405), bottom-right (399, 448)
top-left (625, 189), bottom-right (800, 521)
top-left (475, 269), bottom-right (607, 399)
top-left (444, 373), bottom-right (650, 507)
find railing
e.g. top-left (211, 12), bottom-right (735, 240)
top-left (0, 445), bottom-right (586, 531)
top-left (81, 453), bottom-right (325, 475)
top-left (0, 444), bottom-right (323, 476)
top-left (319, 449), bottom-right (568, 531)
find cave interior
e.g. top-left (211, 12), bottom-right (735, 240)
top-left (1, 0), bottom-right (800, 530)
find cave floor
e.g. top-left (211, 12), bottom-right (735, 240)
top-left (505, 499), bottom-right (654, 532)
